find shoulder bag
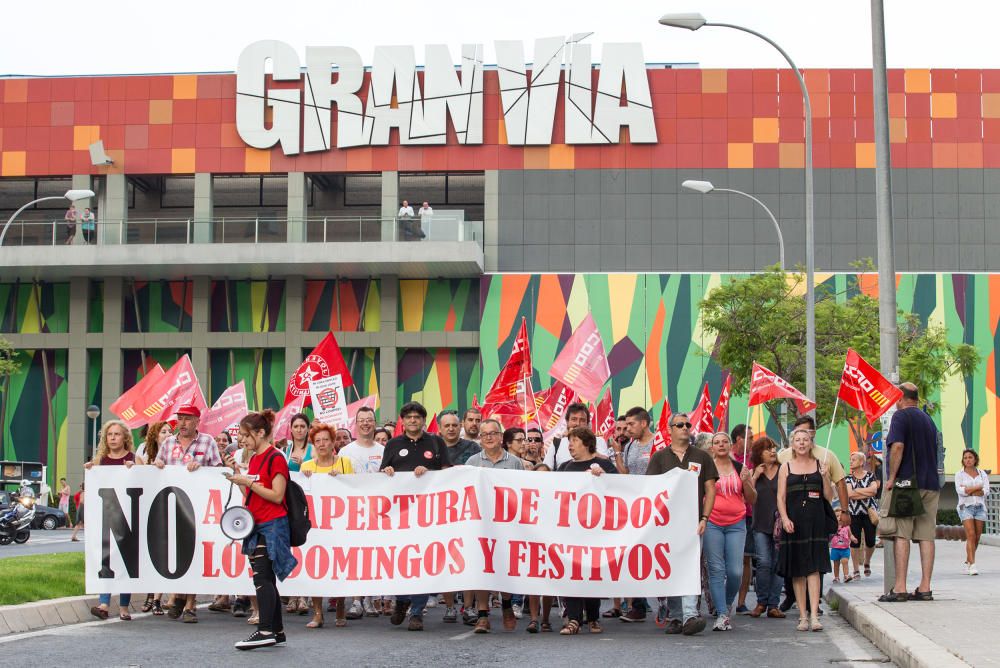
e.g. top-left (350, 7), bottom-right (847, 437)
top-left (887, 443), bottom-right (925, 518)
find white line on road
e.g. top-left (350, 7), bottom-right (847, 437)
top-left (449, 629), bottom-right (475, 640)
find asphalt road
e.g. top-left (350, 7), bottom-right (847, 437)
top-left (0, 529), bottom-right (84, 557)
top-left (0, 595), bottom-right (890, 667)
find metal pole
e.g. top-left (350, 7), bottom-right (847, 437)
top-left (705, 22), bottom-right (815, 406)
top-left (0, 196), bottom-right (67, 246)
top-left (871, 0), bottom-right (899, 596)
top-left (714, 188), bottom-right (785, 270)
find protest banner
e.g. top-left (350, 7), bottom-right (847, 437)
top-left (309, 374), bottom-right (348, 426)
top-left (85, 466), bottom-right (699, 598)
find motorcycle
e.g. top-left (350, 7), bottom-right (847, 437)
top-left (0, 485), bottom-right (37, 545)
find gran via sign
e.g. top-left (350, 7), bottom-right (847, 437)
top-left (236, 37), bottom-right (657, 154)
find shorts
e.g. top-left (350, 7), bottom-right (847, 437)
top-left (830, 547), bottom-right (851, 562)
top-left (958, 504), bottom-right (987, 522)
top-left (893, 489), bottom-right (939, 542)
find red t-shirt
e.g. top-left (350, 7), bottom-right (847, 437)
top-left (246, 447), bottom-right (289, 524)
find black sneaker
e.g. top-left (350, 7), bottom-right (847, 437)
top-left (681, 616), bottom-right (706, 636)
top-left (620, 609), bottom-right (646, 623)
top-left (390, 600), bottom-right (410, 626)
top-left (274, 631), bottom-right (286, 645)
top-left (232, 600), bottom-right (247, 618)
top-left (235, 630), bottom-right (277, 650)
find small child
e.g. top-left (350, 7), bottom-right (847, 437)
top-left (830, 508), bottom-right (856, 582)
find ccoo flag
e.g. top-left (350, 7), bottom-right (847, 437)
top-left (837, 349), bottom-right (903, 424)
top-left (199, 381), bottom-right (248, 435)
top-left (748, 362), bottom-right (817, 414)
top-left (713, 375), bottom-right (732, 432)
top-left (484, 318), bottom-right (532, 404)
top-left (688, 383), bottom-right (715, 436)
top-left (549, 313), bottom-right (611, 402)
top-left (111, 363), bottom-right (166, 429)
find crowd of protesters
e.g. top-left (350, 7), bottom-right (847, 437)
top-left (81, 381), bottom-right (964, 652)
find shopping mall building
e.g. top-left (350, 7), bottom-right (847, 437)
top-left (1, 38), bottom-right (998, 485)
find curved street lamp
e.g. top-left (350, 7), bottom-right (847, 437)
top-left (681, 179), bottom-right (784, 270)
top-left (0, 189), bottom-right (96, 246)
top-left (660, 11), bottom-right (816, 405)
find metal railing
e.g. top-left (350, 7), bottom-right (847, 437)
top-left (987, 489), bottom-right (1000, 536)
top-left (0, 216), bottom-right (484, 248)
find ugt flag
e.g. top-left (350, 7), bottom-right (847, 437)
top-left (837, 348), bottom-right (903, 424)
top-left (549, 313), bottom-right (610, 402)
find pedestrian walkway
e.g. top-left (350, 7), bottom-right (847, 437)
top-left (827, 538), bottom-right (999, 667)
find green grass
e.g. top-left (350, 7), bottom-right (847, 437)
top-left (0, 552), bottom-right (85, 605)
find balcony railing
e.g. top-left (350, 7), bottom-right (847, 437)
top-left (0, 215), bottom-right (484, 247)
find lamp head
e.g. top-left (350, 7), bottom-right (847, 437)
top-left (65, 189), bottom-right (96, 202)
top-left (86, 404), bottom-right (101, 420)
top-left (659, 13), bottom-right (708, 30)
top-left (681, 179), bottom-right (715, 194)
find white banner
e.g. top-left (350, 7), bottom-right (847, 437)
top-left (308, 374), bottom-right (347, 426)
top-left (85, 466), bottom-right (699, 597)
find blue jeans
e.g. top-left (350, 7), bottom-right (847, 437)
top-left (667, 595), bottom-right (698, 623)
top-left (398, 594), bottom-right (430, 617)
top-left (704, 520), bottom-right (746, 617)
top-left (753, 530), bottom-right (783, 608)
top-left (98, 593), bottom-right (131, 608)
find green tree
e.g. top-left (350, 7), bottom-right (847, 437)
top-left (0, 336), bottom-right (18, 384)
top-left (699, 266), bottom-right (980, 445)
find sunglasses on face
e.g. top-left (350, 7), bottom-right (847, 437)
top-left (526, 437), bottom-right (542, 443)
top-left (671, 422), bottom-right (692, 429)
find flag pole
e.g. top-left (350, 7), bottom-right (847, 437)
top-left (743, 403), bottom-right (752, 463)
top-left (823, 396), bottom-right (840, 466)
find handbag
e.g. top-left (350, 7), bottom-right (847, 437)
top-left (887, 443), bottom-right (925, 518)
top-left (867, 505), bottom-right (880, 526)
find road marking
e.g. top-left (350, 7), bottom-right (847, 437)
top-left (449, 629), bottom-right (475, 640)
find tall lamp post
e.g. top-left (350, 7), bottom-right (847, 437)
top-left (86, 404), bottom-right (101, 462)
top-left (0, 189), bottom-right (95, 246)
top-left (682, 179), bottom-right (785, 270)
top-left (660, 12), bottom-right (816, 405)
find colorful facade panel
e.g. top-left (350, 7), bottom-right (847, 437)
top-left (398, 279), bottom-right (479, 332)
top-left (2, 69), bottom-right (1000, 176)
top-left (123, 279), bottom-right (192, 333)
top-left (0, 281), bottom-right (69, 334)
top-left (303, 279), bottom-right (380, 332)
top-left (208, 348), bottom-right (285, 414)
top-left (210, 279), bottom-right (285, 332)
top-left (397, 348), bottom-right (480, 416)
top-left (0, 349), bottom-right (68, 482)
top-left (480, 273), bottom-right (1000, 474)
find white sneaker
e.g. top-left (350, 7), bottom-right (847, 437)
top-left (712, 615), bottom-right (731, 631)
top-left (964, 562), bottom-right (971, 575)
top-left (346, 600), bottom-right (364, 619)
top-left (363, 598), bottom-right (378, 617)
top-left (512, 603), bottom-right (523, 619)
top-left (426, 596), bottom-right (437, 609)
top-left (969, 563), bottom-right (979, 576)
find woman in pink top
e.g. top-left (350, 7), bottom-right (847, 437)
top-left (704, 431), bottom-right (757, 632)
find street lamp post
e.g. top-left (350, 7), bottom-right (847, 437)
top-left (660, 12), bottom-right (816, 405)
top-left (682, 179), bottom-right (785, 270)
top-left (86, 404), bottom-right (101, 462)
top-left (0, 189), bottom-right (96, 246)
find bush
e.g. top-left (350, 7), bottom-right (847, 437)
top-left (937, 508), bottom-right (961, 525)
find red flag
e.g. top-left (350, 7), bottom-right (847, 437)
top-left (689, 383), bottom-right (715, 436)
top-left (485, 318), bottom-right (532, 403)
top-left (272, 395), bottom-right (306, 443)
top-left (533, 381), bottom-right (577, 435)
top-left (713, 375), bottom-right (732, 432)
top-left (748, 362), bottom-right (817, 414)
top-left (651, 429), bottom-right (669, 454)
top-left (472, 393), bottom-right (481, 410)
top-left (427, 413), bottom-right (439, 434)
top-left (111, 364), bottom-right (166, 429)
top-left (392, 419), bottom-right (404, 437)
top-left (134, 355), bottom-right (207, 425)
top-left (345, 394), bottom-right (379, 435)
top-left (549, 313), bottom-right (610, 402)
top-left (657, 398), bottom-right (672, 434)
top-left (199, 381), bottom-right (248, 436)
top-left (593, 388), bottom-right (615, 440)
top-left (656, 398), bottom-right (672, 450)
top-left (285, 332), bottom-right (353, 406)
top-left (838, 348), bottom-right (903, 424)
top-left (480, 400), bottom-right (533, 430)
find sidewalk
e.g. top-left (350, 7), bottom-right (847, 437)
top-left (826, 538), bottom-right (999, 668)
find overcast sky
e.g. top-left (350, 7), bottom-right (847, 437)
top-left (4, 0), bottom-right (997, 76)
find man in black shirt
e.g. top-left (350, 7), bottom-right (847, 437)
top-left (882, 383), bottom-right (940, 602)
top-left (381, 401), bottom-right (451, 629)
top-left (645, 412), bottom-right (716, 636)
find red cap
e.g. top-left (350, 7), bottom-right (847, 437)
top-left (175, 404), bottom-right (201, 418)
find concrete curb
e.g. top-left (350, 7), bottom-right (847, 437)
top-left (0, 595), bottom-right (118, 635)
top-left (826, 585), bottom-right (970, 668)
top-left (980, 534), bottom-right (1000, 547)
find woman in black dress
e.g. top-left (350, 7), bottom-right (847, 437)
top-left (777, 428), bottom-right (833, 632)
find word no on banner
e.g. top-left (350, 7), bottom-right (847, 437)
top-left (85, 466), bottom-right (699, 598)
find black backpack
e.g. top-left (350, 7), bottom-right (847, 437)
top-left (249, 449), bottom-right (312, 547)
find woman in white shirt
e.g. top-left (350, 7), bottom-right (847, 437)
top-left (955, 449), bottom-right (990, 575)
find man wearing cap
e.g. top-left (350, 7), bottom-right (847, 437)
top-left (153, 403), bottom-right (223, 622)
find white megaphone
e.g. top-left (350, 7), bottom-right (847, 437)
top-left (219, 472), bottom-right (255, 542)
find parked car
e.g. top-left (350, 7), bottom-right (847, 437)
top-left (0, 491), bottom-right (67, 530)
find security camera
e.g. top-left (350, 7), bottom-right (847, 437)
top-left (88, 140), bottom-right (114, 166)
